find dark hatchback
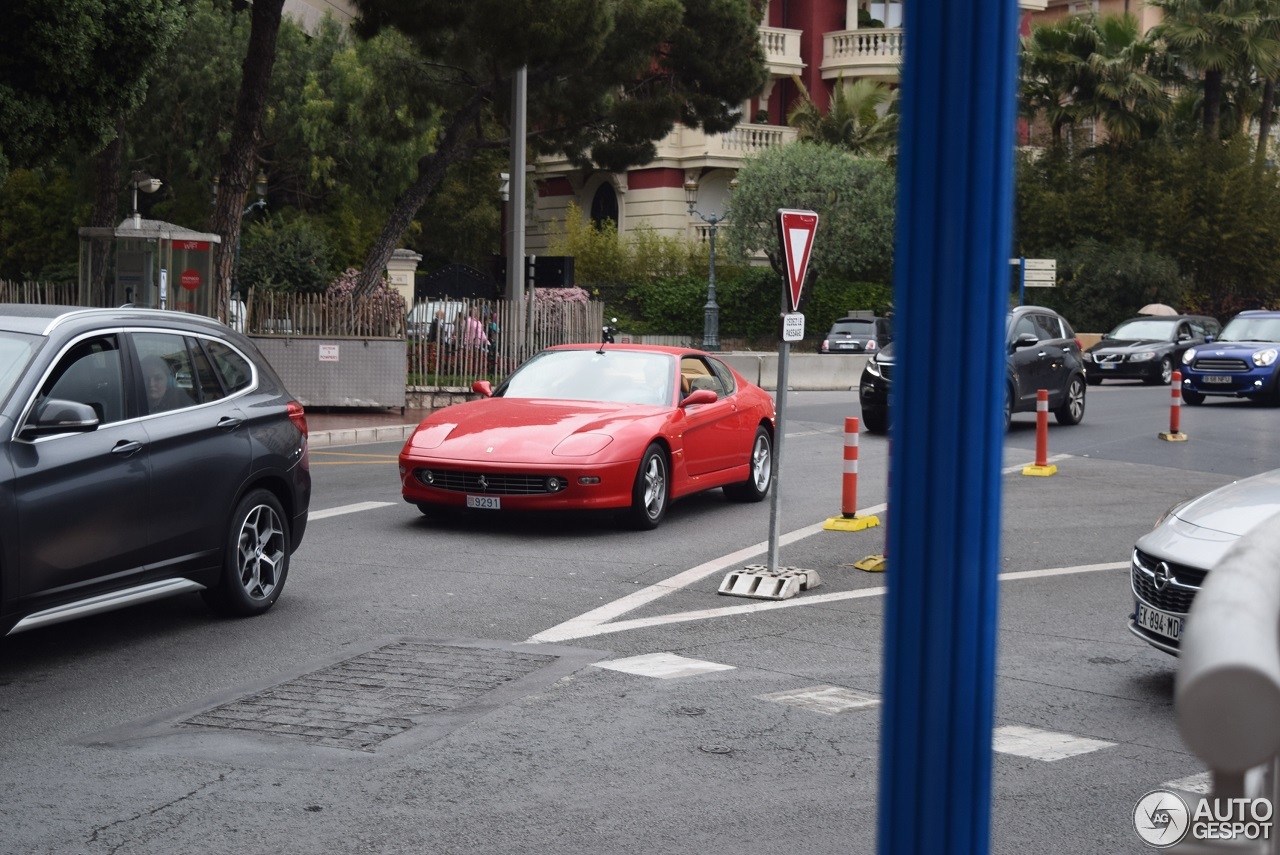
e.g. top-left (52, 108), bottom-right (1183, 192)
top-left (859, 305), bottom-right (1087, 434)
top-left (0, 305), bottom-right (310, 637)
top-left (1084, 314), bottom-right (1220, 386)
top-left (820, 316), bottom-right (891, 354)
top-left (1180, 310), bottom-right (1280, 406)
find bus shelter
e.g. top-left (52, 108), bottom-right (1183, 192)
top-left (78, 217), bottom-right (222, 317)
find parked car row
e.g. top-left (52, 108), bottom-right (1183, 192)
top-left (858, 305), bottom-right (1087, 435)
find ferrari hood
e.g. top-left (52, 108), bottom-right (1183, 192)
top-left (405, 397), bottom-right (667, 463)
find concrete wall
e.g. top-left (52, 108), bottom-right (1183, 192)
top-left (722, 351), bottom-right (869, 391)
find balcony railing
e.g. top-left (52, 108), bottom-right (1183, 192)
top-left (822, 27), bottom-right (905, 79)
top-left (760, 26), bottom-right (804, 74)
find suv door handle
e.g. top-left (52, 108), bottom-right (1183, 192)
top-left (111, 440), bottom-right (144, 457)
top-left (217, 416), bottom-right (245, 431)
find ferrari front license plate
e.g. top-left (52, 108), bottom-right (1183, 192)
top-left (1135, 601), bottom-right (1182, 641)
top-left (466, 495), bottom-right (501, 510)
top-left (1202, 375), bottom-right (1232, 384)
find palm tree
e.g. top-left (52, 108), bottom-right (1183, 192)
top-left (1019, 14), bottom-right (1094, 144)
top-left (786, 74), bottom-right (898, 157)
top-left (1077, 14), bottom-right (1171, 143)
top-left (1148, 0), bottom-right (1280, 140)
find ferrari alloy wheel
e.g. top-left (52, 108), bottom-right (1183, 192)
top-left (624, 443), bottom-right (668, 530)
top-left (724, 426), bottom-right (772, 503)
top-left (202, 489), bottom-right (290, 617)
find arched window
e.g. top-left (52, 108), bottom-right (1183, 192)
top-left (590, 183), bottom-right (618, 229)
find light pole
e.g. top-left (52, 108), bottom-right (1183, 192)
top-left (685, 177), bottom-right (731, 352)
top-left (128, 171), bottom-right (164, 229)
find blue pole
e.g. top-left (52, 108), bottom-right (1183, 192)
top-left (877, 2), bottom-right (1017, 854)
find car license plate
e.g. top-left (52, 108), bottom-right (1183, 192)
top-left (1135, 601), bottom-right (1182, 641)
top-left (1202, 375), bottom-right (1232, 384)
top-left (466, 495), bottom-right (501, 510)
top-left (1099, 362), bottom-right (1115, 369)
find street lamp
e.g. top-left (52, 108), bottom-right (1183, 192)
top-left (233, 171), bottom-right (268, 308)
top-left (129, 171), bottom-right (164, 228)
top-left (685, 177), bottom-right (732, 352)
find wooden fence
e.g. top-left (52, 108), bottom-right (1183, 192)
top-left (0, 280), bottom-right (78, 305)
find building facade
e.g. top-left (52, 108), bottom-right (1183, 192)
top-left (528, 0), bottom-right (1050, 254)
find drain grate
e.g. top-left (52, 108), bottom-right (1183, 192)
top-left (181, 640), bottom-right (557, 753)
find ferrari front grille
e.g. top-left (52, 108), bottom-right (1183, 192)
top-left (413, 468), bottom-right (569, 495)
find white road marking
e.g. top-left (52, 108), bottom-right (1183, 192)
top-left (529, 453), bottom-right (1095, 644)
top-left (1164, 772), bottom-right (1212, 795)
top-left (309, 501), bottom-right (396, 520)
top-left (758, 685), bottom-right (880, 715)
top-left (593, 652), bottom-right (735, 679)
top-left (992, 725), bottom-right (1113, 761)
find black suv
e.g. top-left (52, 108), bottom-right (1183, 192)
top-left (1084, 314), bottom-right (1220, 386)
top-left (859, 305), bottom-right (1087, 434)
top-left (820, 315), bottom-right (891, 354)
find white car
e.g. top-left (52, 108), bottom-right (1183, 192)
top-left (1129, 468), bottom-right (1280, 655)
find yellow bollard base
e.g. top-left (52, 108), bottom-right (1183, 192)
top-left (1158, 431), bottom-right (1188, 442)
top-left (1021, 463), bottom-right (1058, 477)
top-left (823, 514), bottom-right (881, 532)
top-left (853, 554), bottom-right (887, 572)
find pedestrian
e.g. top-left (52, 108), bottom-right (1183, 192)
top-left (461, 306), bottom-right (490, 352)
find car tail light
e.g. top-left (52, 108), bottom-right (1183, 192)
top-left (867, 340), bottom-right (877, 351)
top-left (821, 340), bottom-right (830, 352)
top-left (287, 401), bottom-right (308, 437)
top-left (1074, 337), bottom-right (1083, 351)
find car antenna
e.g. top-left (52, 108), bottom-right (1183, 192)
top-left (598, 318), bottom-right (618, 354)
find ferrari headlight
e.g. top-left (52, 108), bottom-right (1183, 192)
top-left (1182, 348), bottom-right (1196, 365)
top-left (1129, 351), bottom-right (1156, 363)
top-left (865, 358), bottom-right (882, 378)
top-left (1253, 348), bottom-right (1278, 367)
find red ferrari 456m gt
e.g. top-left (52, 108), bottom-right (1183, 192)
top-left (398, 344), bottom-right (777, 529)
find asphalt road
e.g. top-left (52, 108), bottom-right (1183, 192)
top-left (2, 381), bottom-right (1277, 854)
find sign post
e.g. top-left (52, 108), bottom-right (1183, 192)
top-left (717, 209), bottom-right (821, 601)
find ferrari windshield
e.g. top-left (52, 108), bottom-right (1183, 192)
top-left (498, 349), bottom-right (676, 405)
top-left (1218, 316), bottom-right (1280, 343)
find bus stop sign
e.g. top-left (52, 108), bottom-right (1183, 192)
top-left (777, 209), bottom-right (819, 313)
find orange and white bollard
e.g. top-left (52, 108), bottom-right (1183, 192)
top-left (824, 416), bottom-right (881, 532)
top-left (1022, 389), bottom-right (1058, 476)
top-left (1159, 371), bottom-right (1189, 442)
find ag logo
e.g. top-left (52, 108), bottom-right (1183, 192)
top-left (1134, 789), bottom-right (1190, 847)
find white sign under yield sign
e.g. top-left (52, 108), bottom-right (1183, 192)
top-left (777, 209), bottom-right (819, 312)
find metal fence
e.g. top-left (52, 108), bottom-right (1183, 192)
top-left (241, 290), bottom-right (604, 388)
top-left (405, 295), bottom-right (604, 387)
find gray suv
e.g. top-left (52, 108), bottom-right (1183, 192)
top-left (0, 305), bottom-right (311, 638)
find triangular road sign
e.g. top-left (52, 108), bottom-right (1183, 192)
top-left (777, 209), bottom-right (819, 312)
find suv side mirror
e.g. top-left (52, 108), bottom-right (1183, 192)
top-left (1011, 333), bottom-right (1039, 351)
top-left (19, 398), bottom-right (100, 440)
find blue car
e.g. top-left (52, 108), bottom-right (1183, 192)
top-left (1181, 310), bottom-right (1280, 405)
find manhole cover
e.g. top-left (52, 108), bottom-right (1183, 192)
top-left (181, 640), bottom-right (556, 753)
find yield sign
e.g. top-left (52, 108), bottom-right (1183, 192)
top-left (777, 209), bottom-right (819, 312)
